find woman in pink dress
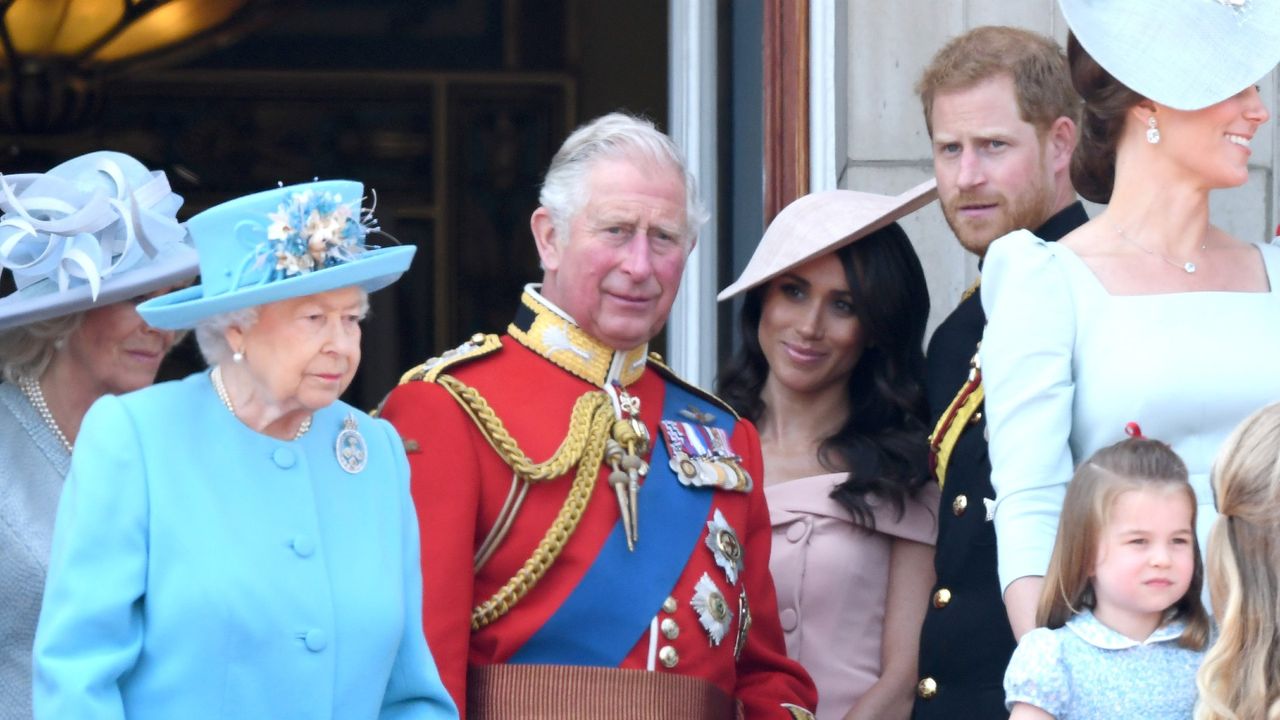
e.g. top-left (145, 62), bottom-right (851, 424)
top-left (717, 183), bottom-right (939, 719)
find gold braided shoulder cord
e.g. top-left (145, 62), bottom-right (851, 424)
top-left (434, 374), bottom-right (615, 629)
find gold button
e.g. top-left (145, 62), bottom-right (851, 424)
top-left (662, 596), bottom-right (677, 614)
top-left (933, 588), bottom-right (952, 609)
top-left (658, 645), bottom-right (679, 668)
top-left (952, 495), bottom-right (968, 516)
top-left (660, 618), bottom-right (680, 639)
top-left (917, 677), bottom-right (937, 699)
top-left (970, 411), bottom-right (983, 424)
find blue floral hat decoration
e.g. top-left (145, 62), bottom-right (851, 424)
top-left (138, 180), bottom-right (414, 329)
top-left (0, 150), bottom-right (197, 331)
top-left (1059, 0), bottom-right (1280, 111)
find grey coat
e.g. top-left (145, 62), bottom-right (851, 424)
top-left (0, 382), bottom-right (68, 720)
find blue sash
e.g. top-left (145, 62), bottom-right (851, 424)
top-left (509, 381), bottom-right (731, 665)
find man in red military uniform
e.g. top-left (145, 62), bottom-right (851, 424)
top-left (381, 113), bottom-right (817, 719)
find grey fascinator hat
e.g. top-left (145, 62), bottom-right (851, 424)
top-left (1058, 0), bottom-right (1280, 110)
top-left (0, 151), bottom-right (197, 330)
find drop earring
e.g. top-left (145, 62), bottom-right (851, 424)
top-left (1146, 116), bottom-right (1161, 144)
top-left (233, 349), bottom-right (244, 363)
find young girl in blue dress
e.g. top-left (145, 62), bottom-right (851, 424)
top-left (1003, 431), bottom-right (1211, 720)
top-left (1196, 403), bottom-right (1280, 720)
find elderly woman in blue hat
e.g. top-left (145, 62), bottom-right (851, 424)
top-left (978, 0), bottom-right (1280, 706)
top-left (0, 151), bottom-right (197, 718)
top-left (32, 181), bottom-right (457, 719)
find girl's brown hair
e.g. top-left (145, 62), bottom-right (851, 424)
top-left (1196, 404), bottom-right (1280, 720)
top-left (1037, 436), bottom-right (1209, 650)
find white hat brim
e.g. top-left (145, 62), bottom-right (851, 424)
top-left (0, 244), bottom-right (199, 331)
top-left (1060, 0), bottom-right (1280, 110)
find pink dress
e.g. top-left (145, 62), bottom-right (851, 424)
top-left (767, 473), bottom-right (938, 719)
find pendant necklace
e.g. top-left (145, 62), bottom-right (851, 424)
top-left (211, 365), bottom-right (312, 440)
top-left (1112, 223), bottom-right (1206, 274)
top-left (19, 376), bottom-right (73, 453)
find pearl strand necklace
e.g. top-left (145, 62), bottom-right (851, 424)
top-left (19, 375), bottom-right (73, 453)
top-left (211, 365), bottom-right (312, 440)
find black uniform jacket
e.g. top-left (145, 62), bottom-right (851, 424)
top-left (912, 202), bottom-right (1088, 720)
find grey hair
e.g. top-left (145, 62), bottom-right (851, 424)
top-left (192, 289), bottom-right (372, 367)
top-left (0, 312), bottom-right (84, 383)
top-left (538, 112), bottom-right (709, 248)
top-left (194, 306), bottom-right (260, 367)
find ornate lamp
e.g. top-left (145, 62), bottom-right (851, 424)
top-left (0, 0), bottom-right (264, 133)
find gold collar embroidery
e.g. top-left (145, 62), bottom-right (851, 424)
top-left (508, 286), bottom-right (648, 388)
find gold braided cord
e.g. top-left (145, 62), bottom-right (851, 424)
top-left (432, 373), bottom-right (616, 629)
top-left (436, 374), bottom-right (608, 483)
top-left (470, 410), bottom-right (611, 629)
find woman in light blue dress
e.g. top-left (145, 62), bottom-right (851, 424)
top-left (33, 181), bottom-right (458, 719)
top-left (981, 0), bottom-right (1280, 638)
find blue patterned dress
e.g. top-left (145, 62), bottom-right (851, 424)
top-left (1003, 610), bottom-right (1203, 719)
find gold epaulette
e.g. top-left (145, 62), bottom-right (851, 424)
top-left (645, 352), bottom-right (741, 421)
top-left (397, 333), bottom-right (503, 385)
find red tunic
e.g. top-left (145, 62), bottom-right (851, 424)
top-left (381, 331), bottom-right (816, 718)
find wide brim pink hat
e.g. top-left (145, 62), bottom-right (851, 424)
top-left (717, 179), bottom-right (937, 301)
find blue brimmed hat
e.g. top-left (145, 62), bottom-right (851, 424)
top-left (0, 151), bottom-right (197, 331)
top-left (1059, 0), bottom-right (1280, 111)
top-left (138, 180), bottom-right (415, 330)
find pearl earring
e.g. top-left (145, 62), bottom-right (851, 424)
top-left (232, 350), bottom-right (244, 363)
top-left (1146, 116), bottom-right (1161, 144)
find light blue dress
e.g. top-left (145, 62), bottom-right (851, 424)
top-left (1003, 610), bottom-right (1202, 719)
top-left (33, 372), bottom-right (458, 720)
top-left (980, 231), bottom-right (1280, 591)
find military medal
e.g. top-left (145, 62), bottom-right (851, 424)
top-left (669, 450), bottom-right (701, 484)
top-left (691, 573), bottom-right (733, 646)
top-left (336, 413), bottom-right (367, 474)
top-left (679, 404), bottom-right (715, 424)
top-left (659, 420), bottom-right (754, 492)
top-left (704, 509), bottom-right (743, 585)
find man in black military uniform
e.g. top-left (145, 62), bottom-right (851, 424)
top-left (911, 27), bottom-right (1088, 719)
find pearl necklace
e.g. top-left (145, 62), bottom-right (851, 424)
top-left (211, 365), bottom-right (312, 440)
top-left (19, 375), bottom-right (73, 453)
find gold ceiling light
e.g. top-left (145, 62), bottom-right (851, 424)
top-left (0, 0), bottom-right (259, 133)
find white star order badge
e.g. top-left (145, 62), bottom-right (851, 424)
top-left (705, 509), bottom-right (743, 585)
top-left (691, 573), bottom-right (733, 646)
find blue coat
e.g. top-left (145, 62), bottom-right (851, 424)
top-left (33, 372), bottom-right (457, 720)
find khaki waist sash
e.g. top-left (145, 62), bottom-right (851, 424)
top-left (466, 664), bottom-right (736, 720)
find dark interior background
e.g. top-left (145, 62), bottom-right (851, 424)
top-left (0, 0), bottom-right (669, 410)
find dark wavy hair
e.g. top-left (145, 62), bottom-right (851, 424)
top-left (717, 222), bottom-right (931, 529)
top-left (1067, 32), bottom-right (1145, 204)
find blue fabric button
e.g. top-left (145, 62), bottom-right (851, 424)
top-left (291, 535), bottom-right (315, 558)
top-left (272, 447), bottom-right (295, 469)
top-left (304, 629), bottom-right (327, 652)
